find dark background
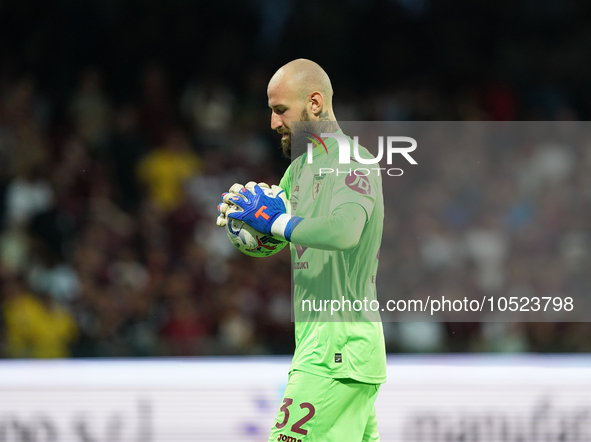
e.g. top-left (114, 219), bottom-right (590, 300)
top-left (0, 0), bottom-right (590, 358)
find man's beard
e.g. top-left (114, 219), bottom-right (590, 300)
top-left (281, 108), bottom-right (311, 159)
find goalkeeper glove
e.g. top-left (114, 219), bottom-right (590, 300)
top-left (216, 182), bottom-right (249, 227)
top-left (224, 183), bottom-right (303, 241)
top-left (217, 193), bottom-right (230, 227)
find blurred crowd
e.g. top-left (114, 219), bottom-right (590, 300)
top-left (1, 0), bottom-right (591, 358)
top-left (378, 122), bottom-right (591, 353)
top-left (0, 62), bottom-right (590, 359)
top-left (0, 64), bottom-right (297, 358)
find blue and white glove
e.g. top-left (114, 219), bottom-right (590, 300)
top-left (225, 182), bottom-right (303, 241)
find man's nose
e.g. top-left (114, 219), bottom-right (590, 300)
top-left (271, 112), bottom-right (283, 131)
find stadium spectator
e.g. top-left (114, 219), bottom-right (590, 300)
top-left (3, 277), bottom-right (78, 358)
top-left (136, 128), bottom-right (202, 213)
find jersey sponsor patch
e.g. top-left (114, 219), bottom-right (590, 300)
top-left (345, 173), bottom-right (371, 195)
top-left (335, 353), bottom-right (342, 363)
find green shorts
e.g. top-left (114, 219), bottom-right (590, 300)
top-left (268, 370), bottom-right (380, 442)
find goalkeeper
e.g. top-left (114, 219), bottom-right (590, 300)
top-left (217, 59), bottom-right (386, 442)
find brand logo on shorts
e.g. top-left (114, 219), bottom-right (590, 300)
top-left (277, 434), bottom-right (302, 442)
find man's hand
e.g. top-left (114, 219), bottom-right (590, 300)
top-left (219, 182), bottom-right (302, 240)
top-left (216, 183), bottom-right (246, 227)
top-left (216, 182), bottom-right (276, 227)
top-left (216, 194), bottom-right (230, 227)
top-left (224, 183), bottom-right (287, 235)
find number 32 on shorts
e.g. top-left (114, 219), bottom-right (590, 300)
top-left (275, 398), bottom-right (316, 437)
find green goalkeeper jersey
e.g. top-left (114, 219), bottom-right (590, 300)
top-left (279, 134), bottom-right (387, 384)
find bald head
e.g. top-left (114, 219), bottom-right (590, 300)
top-left (267, 59), bottom-right (337, 158)
top-left (268, 59), bottom-right (333, 108)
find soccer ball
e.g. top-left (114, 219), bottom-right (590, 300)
top-left (225, 184), bottom-right (289, 258)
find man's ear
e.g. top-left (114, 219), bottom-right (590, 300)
top-left (309, 92), bottom-right (324, 117)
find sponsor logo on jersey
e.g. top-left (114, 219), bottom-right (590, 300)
top-left (294, 244), bottom-right (308, 259)
top-left (345, 173), bottom-right (371, 195)
top-left (293, 262), bottom-right (308, 270)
